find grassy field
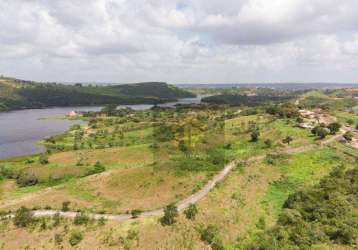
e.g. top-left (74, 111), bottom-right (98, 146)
top-left (1, 146), bottom-right (355, 250)
top-left (262, 147), bottom-right (357, 217)
top-left (0, 97), bottom-right (357, 249)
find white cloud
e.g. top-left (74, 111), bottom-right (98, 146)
top-left (0, 0), bottom-right (357, 83)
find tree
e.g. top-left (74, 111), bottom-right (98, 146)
top-left (178, 139), bottom-right (188, 153)
top-left (13, 206), bottom-right (34, 227)
top-left (101, 104), bottom-right (117, 116)
top-left (184, 203), bottom-right (198, 220)
top-left (327, 122), bottom-right (341, 134)
top-left (161, 203), bottom-right (178, 225)
top-left (250, 129), bottom-right (260, 142)
top-left (282, 136), bottom-right (293, 145)
top-left (312, 125), bottom-right (329, 139)
top-left (316, 127), bottom-right (329, 139)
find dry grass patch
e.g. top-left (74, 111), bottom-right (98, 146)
top-left (49, 144), bottom-right (154, 168)
top-left (194, 163), bottom-right (280, 245)
top-left (68, 166), bottom-right (208, 213)
top-left (0, 166), bottom-right (207, 214)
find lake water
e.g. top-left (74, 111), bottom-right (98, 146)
top-left (0, 97), bottom-right (203, 159)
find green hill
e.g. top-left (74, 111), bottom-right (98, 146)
top-left (0, 76), bottom-right (195, 111)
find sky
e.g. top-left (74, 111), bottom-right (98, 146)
top-left (1, 0), bottom-right (358, 84)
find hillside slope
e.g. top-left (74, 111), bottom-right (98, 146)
top-left (0, 77), bottom-right (195, 111)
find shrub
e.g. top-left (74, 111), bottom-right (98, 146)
top-left (13, 206), bottom-right (34, 227)
top-left (327, 122), bottom-right (341, 134)
top-left (184, 204), bottom-right (198, 220)
top-left (312, 126), bottom-right (329, 139)
top-left (282, 136), bottom-right (293, 145)
top-left (73, 213), bottom-right (90, 225)
top-left (265, 153), bottom-right (287, 165)
top-left (39, 154), bottom-right (49, 165)
top-left (256, 217), bottom-right (266, 230)
top-left (264, 139), bottom-right (272, 148)
top-left (69, 231), bottom-right (83, 246)
top-left (16, 172), bottom-right (38, 187)
top-left (200, 225), bottom-right (224, 250)
top-left (87, 161), bottom-right (106, 175)
top-left (25, 159), bottom-right (34, 164)
top-left (61, 201), bottom-right (70, 212)
top-left (98, 217), bottom-right (106, 226)
top-left (40, 218), bottom-right (47, 230)
top-left (52, 213), bottom-right (61, 227)
top-left (250, 129), bottom-right (260, 142)
top-left (54, 233), bottom-right (63, 245)
top-left (296, 117), bottom-right (304, 123)
top-left (0, 165), bottom-right (13, 179)
top-left (347, 119), bottom-right (354, 125)
top-left (131, 209), bottom-right (142, 218)
top-left (161, 203), bottom-right (178, 226)
top-left (343, 131), bottom-right (353, 141)
top-left (127, 229), bottom-right (139, 241)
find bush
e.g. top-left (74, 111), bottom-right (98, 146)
top-left (264, 139), bottom-right (272, 148)
top-left (343, 131), bottom-right (353, 141)
top-left (250, 129), bottom-right (260, 142)
top-left (98, 217), bottom-right (106, 226)
top-left (52, 213), bottom-right (61, 227)
top-left (40, 218), bottom-right (47, 230)
top-left (73, 213), bottom-right (90, 225)
top-left (61, 201), bottom-right (70, 212)
top-left (0, 165), bottom-right (13, 179)
top-left (39, 154), bottom-right (49, 165)
top-left (347, 119), bottom-right (354, 125)
top-left (131, 209), bottom-right (142, 218)
top-left (200, 225), bottom-right (225, 250)
top-left (184, 204), bottom-right (198, 220)
top-left (54, 233), bottom-right (63, 245)
top-left (161, 203), bottom-right (178, 226)
top-left (327, 122), bottom-right (341, 134)
top-left (127, 229), bottom-right (139, 241)
top-left (87, 161), bottom-right (106, 175)
top-left (13, 206), bottom-right (34, 227)
top-left (312, 126), bottom-right (329, 139)
top-left (282, 136), bottom-right (293, 145)
top-left (16, 172), bottom-right (38, 187)
top-left (69, 231), bottom-right (83, 246)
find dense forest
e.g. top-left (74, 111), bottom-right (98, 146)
top-left (250, 165), bottom-right (358, 249)
top-left (202, 92), bottom-right (295, 106)
top-left (0, 77), bottom-right (195, 111)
